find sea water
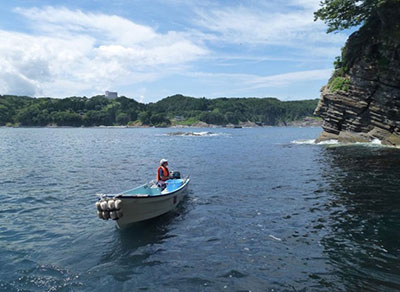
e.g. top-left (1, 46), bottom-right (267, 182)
top-left (0, 127), bottom-right (399, 291)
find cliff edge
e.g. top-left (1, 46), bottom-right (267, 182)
top-left (315, 1), bottom-right (400, 146)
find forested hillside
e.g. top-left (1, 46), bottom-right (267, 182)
top-left (0, 94), bottom-right (319, 127)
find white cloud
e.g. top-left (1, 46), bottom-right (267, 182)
top-left (0, 2), bottom-right (345, 100)
top-left (247, 69), bottom-right (333, 88)
top-left (14, 6), bottom-right (157, 45)
top-left (172, 69), bottom-right (331, 98)
top-left (288, 0), bottom-right (321, 10)
top-left (0, 6), bottom-right (207, 97)
top-left (194, 2), bottom-right (346, 47)
top-left (188, 69), bottom-right (332, 89)
top-left (0, 72), bottom-right (38, 96)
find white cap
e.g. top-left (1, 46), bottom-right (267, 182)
top-left (160, 158), bottom-right (168, 165)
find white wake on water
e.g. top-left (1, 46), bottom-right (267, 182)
top-left (166, 131), bottom-right (229, 137)
top-left (291, 138), bottom-right (391, 147)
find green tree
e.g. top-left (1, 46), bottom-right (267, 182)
top-left (34, 109), bottom-right (51, 126)
top-left (0, 104), bottom-right (10, 125)
top-left (128, 110), bottom-right (138, 122)
top-left (116, 112), bottom-right (129, 125)
top-left (83, 110), bottom-right (112, 126)
top-left (150, 113), bottom-right (171, 127)
top-left (314, 0), bottom-right (391, 33)
top-left (15, 104), bottom-right (41, 126)
top-left (51, 111), bottom-right (82, 126)
top-left (85, 95), bottom-right (109, 111)
top-left (104, 102), bottom-right (120, 123)
top-left (138, 111), bottom-right (151, 125)
top-left (199, 111), bottom-right (226, 125)
top-left (225, 111), bottom-right (239, 124)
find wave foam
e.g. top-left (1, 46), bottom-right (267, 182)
top-left (371, 138), bottom-right (382, 145)
top-left (291, 138), bottom-right (391, 148)
top-left (166, 131), bottom-right (226, 137)
top-left (316, 139), bottom-right (339, 145)
top-left (290, 139), bottom-right (316, 144)
top-left (291, 139), bottom-right (339, 145)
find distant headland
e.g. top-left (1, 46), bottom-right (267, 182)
top-left (0, 94), bottom-right (321, 128)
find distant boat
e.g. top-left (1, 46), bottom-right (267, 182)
top-left (96, 176), bottom-right (190, 229)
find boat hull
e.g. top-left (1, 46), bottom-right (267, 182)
top-left (115, 180), bottom-right (189, 228)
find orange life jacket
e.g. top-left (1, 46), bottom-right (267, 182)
top-left (157, 166), bottom-right (169, 181)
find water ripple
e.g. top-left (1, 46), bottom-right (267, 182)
top-left (1, 127), bottom-right (400, 291)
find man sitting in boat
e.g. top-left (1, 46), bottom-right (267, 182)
top-left (157, 158), bottom-right (171, 189)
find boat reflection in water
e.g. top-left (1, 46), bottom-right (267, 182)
top-left (94, 196), bottom-right (192, 284)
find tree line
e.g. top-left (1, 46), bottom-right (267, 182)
top-left (0, 94), bottom-right (319, 127)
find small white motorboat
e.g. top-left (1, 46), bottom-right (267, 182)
top-left (96, 176), bottom-right (190, 229)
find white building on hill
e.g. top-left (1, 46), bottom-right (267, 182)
top-left (105, 91), bottom-right (118, 99)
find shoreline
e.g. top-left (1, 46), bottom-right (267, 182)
top-left (0, 124), bottom-right (323, 129)
top-left (1, 117), bottom-right (322, 129)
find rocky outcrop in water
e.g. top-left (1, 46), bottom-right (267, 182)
top-left (315, 1), bottom-right (400, 146)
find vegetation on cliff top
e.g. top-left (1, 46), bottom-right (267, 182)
top-left (327, 76), bottom-right (351, 93)
top-left (314, 0), bottom-right (394, 33)
top-left (315, 0), bottom-right (399, 66)
top-left (315, 0), bottom-right (400, 89)
top-left (0, 94), bottom-right (318, 127)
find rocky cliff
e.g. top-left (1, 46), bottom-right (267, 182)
top-left (315, 1), bottom-right (400, 146)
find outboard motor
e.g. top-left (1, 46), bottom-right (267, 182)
top-left (171, 171), bottom-right (181, 179)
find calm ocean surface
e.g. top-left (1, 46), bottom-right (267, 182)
top-left (1, 127), bottom-right (400, 291)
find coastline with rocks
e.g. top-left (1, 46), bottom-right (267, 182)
top-left (1, 116), bottom-right (322, 129)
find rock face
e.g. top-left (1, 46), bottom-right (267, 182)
top-left (315, 1), bottom-right (400, 146)
top-left (285, 116), bottom-right (322, 127)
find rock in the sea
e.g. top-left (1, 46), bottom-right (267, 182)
top-left (315, 1), bottom-right (400, 146)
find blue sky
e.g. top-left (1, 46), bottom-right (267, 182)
top-left (0, 0), bottom-right (350, 102)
